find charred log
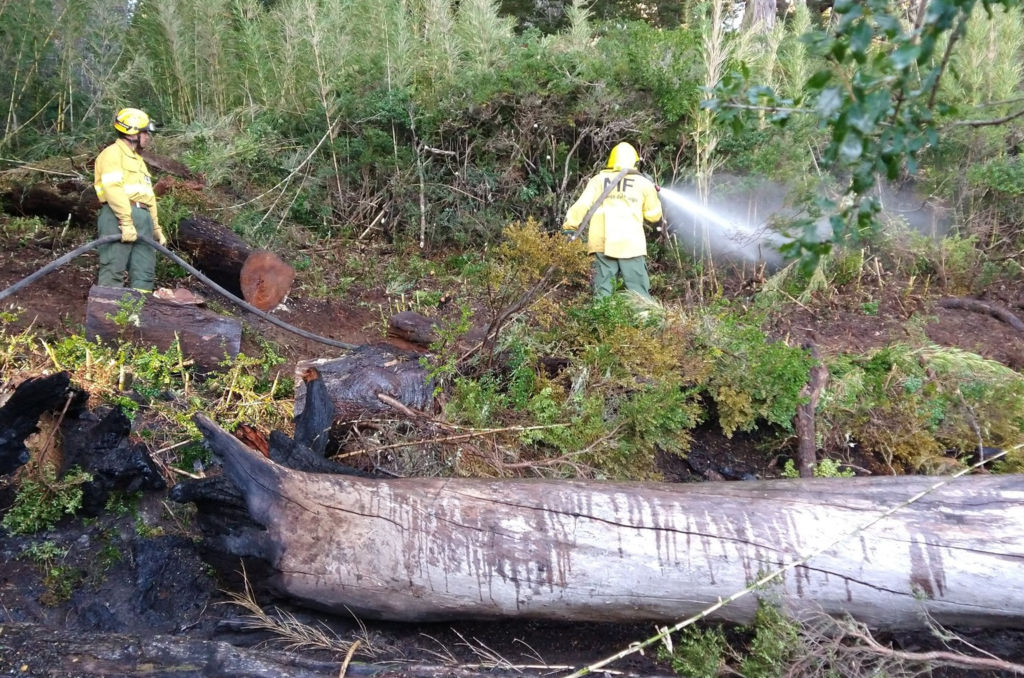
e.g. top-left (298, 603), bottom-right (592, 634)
top-left (267, 430), bottom-right (371, 477)
top-left (61, 406), bottom-right (166, 515)
top-left (194, 412), bottom-right (1024, 628)
top-left (0, 372), bottom-right (86, 476)
top-left (387, 311), bottom-right (439, 347)
top-left (85, 285), bottom-right (242, 371)
top-left (0, 624), bottom-right (594, 678)
top-left (139, 150), bottom-right (196, 179)
top-left (294, 368), bottom-right (332, 456)
top-left (294, 345), bottom-right (434, 422)
top-left (176, 216), bottom-right (294, 311)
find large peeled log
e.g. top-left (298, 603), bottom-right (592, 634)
top-left (176, 216), bottom-right (294, 311)
top-left (194, 413), bottom-right (1024, 629)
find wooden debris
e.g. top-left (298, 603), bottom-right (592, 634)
top-left (294, 345), bottom-right (434, 422)
top-left (194, 410), bottom-right (1024, 629)
top-left (387, 311), bottom-right (439, 347)
top-left (85, 285), bottom-right (242, 371)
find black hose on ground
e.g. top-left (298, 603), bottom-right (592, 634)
top-left (0, 233), bottom-right (357, 350)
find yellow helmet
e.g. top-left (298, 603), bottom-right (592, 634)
top-left (113, 108), bottom-right (155, 136)
top-left (607, 142), bottom-right (639, 171)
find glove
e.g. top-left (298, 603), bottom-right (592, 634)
top-left (153, 225), bottom-right (167, 246)
top-left (561, 225), bottom-right (577, 240)
top-left (120, 222), bottom-right (138, 243)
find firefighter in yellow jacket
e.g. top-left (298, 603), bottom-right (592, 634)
top-left (93, 108), bottom-right (166, 291)
top-left (562, 142), bottom-right (663, 299)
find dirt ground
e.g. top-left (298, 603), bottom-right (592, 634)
top-left (4, 234), bottom-right (1024, 675)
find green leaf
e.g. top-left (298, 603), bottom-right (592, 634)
top-left (890, 43), bottom-right (921, 70)
top-left (849, 21), bottom-right (874, 59)
top-left (805, 70), bottom-right (832, 90)
top-left (839, 132), bottom-right (864, 162)
top-left (815, 87), bottom-right (843, 118)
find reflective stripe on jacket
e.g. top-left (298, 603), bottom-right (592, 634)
top-left (94, 139), bottom-right (160, 232)
top-left (562, 169), bottom-right (662, 259)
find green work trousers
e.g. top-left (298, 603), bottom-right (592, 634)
top-left (97, 204), bottom-right (155, 291)
top-left (592, 252), bottom-right (650, 299)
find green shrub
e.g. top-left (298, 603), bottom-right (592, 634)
top-left (698, 308), bottom-right (814, 437)
top-left (2, 466), bottom-right (93, 535)
top-left (822, 344), bottom-right (1024, 472)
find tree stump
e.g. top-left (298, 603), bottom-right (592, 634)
top-left (84, 286), bottom-right (241, 371)
top-left (294, 345), bottom-right (434, 421)
top-left (0, 372), bottom-right (86, 476)
top-left (176, 216), bottom-right (294, 311)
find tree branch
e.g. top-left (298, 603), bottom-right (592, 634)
top-left (953, 107), bottom-right (1024, 127)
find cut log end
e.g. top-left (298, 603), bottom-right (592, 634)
top-left (240, 250), bottom-right (295, 312)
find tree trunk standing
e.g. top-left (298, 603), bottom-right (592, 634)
top-left (84, 286), bottom-right (242, 371)
top-left (175, 216), bottom-right (294, 311)
top-left (194, 414), bottom-right (1024, 629)
top-left (794, 344), bottom-right (828, 478)
top-left (744, 0), bottom-right (777, 31)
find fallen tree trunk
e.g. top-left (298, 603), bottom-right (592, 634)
top-left (85, 285), bottom-right (242, 370)
top-left (294, 345), bottom-right (434, 421)
top-left (0, 624), bottom-right (662, 678)
top-left (193, 413), bottom-right (1024, 629)
top-left (1, 180), bottom-right (100, 227)
top-left (176, 216), bottom-right (294, 311)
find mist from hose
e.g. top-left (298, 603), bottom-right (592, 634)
top-left (654, 177), bottom-right (952, 270)
top-left (657, 186), bottom-right (788, 268)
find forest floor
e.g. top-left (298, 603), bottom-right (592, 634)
top-left (3, 230), bottom-right (1024, 676)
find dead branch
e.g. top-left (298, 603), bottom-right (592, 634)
top-left (794, 344), bottom-right (829, 478)
top-left (937, 297), bottom-right (1024, 332)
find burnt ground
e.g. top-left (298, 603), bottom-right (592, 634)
top-left (3, 234), bottom-right (1024, 675)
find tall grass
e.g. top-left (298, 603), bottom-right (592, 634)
top-left (945, 4), bottom-right (1024, 106)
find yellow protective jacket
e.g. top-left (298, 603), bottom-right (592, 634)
top-left (562, 169), bottom-right (662, 259)
top-left (94, 139), bottom-right (162, 237)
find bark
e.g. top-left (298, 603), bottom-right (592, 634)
top-left (194, 413), bottom-right (1024, 629)
top-left (1, 180), bottom-right (100, 227)
top-left (294, 345), bottom-right (434, 422)
top-left (938, 297), bottom-right (1024, 332)
top-left (175, 216), bottom-right (294, 311)
top-left (139, 150), bottom-right (196, 179)
top-left (388, 311), bottom-right (440, 347)
top-left (0, 372), bottom-right (86, 476)
top-left (85, 285), bottom-right (242, 371)
top-left (744, 0), bottom-right (777, 32)
top-left (795, 344), bottom-right (828, 478)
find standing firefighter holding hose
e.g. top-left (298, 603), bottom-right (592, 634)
top-left (562, 142), bottom-right (663, 299)
top-left (93, 108), bottom-right (167, 291)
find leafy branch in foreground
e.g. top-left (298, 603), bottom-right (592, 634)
top-left (707, 0), bottom-right (1024, 264)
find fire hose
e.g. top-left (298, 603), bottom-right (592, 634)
top-left (0, 233), bottom-right (358, 350)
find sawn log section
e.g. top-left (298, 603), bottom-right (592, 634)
top-left (196, 415), bottom-right (1024, 629)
